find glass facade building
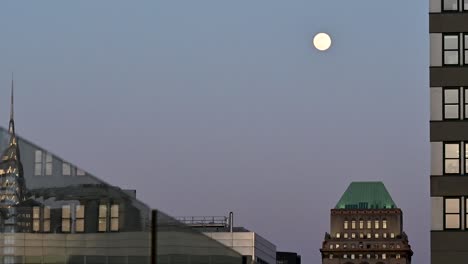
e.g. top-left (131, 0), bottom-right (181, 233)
top-left (0, 86), bottom-right (245, 263)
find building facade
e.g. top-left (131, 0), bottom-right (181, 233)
top-left (276, 252), bottom-right (301, 264)
top-left (177, 214), bottom-right (277, 264)
top-left (429, 0), bottom-right (468, 262)
top-left (320, 182), bottom-right (412, 264)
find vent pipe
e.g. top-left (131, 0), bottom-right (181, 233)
top-left (229, 212), bottom-right (234, 232)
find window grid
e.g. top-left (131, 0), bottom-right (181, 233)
top-left (110, 204), bottom-right (119, 232)
top-left (98, 204), bottom-right (108, 232)
top-left (464, 34), bottom-right (468, 64)
top-left (43, 206), bottom-right (50, 232)
top-left (32, 207), bottom-right (40, 232)
top-left (443, 34), bottom-right (460, 65)
top-left (45, 153), bottom-right (52, 176)
top-left (75, 205), bottom-right (85, 233)
top-left (61, 205), bottom-right (71, 233)
top-left (444, 142), bottom-right (461, 174)
top-left (34, 150), bottom-right (42, 176)
top-left (344, 220), bottom-right (348, 230)
top-left (442, 0), bottom-right (459, 11)
top-left (443, 88), bottom-right (460, 120)
top-left (444, 197), bottom-right (461, 230)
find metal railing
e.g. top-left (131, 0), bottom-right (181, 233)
top-left (175, 216), bottom-right (229, 227)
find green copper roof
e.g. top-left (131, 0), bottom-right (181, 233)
top-left (335, 182), bottom-right (397, 209)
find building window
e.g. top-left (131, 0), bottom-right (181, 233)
top-left (390, 233), bottom-right (395, 238)
top-left (351, 220), bottom-right (356, 229)
top-left (45, 153), bottom-right (52, 176)
top-left (465, 0), bottom-right (468, 10)
top-left (465, 34), bottom-right (468, 64)
top-left (110, 204), bottom-right (119, 231)
top-left (34, 150), bottom-right (42, 176)
top-left (344, 233), bottom-right (348, 238)
top-left (383, 233), bottom-right (387, 238)
top-left (62, 163), bottom-right (71, 176)
top-left (359, 233), bottom-right (364, 238)
top-left (351, 254), bottom-right (355, 260)
top-left (76, 169), bottom-right (85, 176)
top-left (329, 244), bottom-right (333, 249)
top-left (335, 244), bottom-right (340, 249)
top-left (367, 233), bottom-right (371, 238)
top-left (329, 254), bottom-right (333, 259)
top-left (343, 254), bottom-right (347, 259)
top-left (75, 205), bottom-right (85, 232)
top-left (396, 254), bottom-right (401, 259)
top-left (62, 205), bottom-right (71, 232)
top-left (43, 206), bottom-right (50, 232)
top-left (344, 220), bottom-right (348, 229)
top-left (32, 206), bottom-right (40, 232)
top-left (351, 233), bottom-right (356, 238)
top-left (444, 88), bottom-right (460, 120)
top-left (444, 142), bottom-right (461, 174)
top-left (382, 254), bottom-right (387, 260)
top-left (375, 233), bottom-right (379, 238)
top-left (375, 220), bottom-right (380, 229)
top-left (367, 220), bottom-right (371, 229)
top-left (444, 197), bottom-right (461, 229)
top-left (444, 34), bottom-right (460, 65)
top-left (383, 219), bottom-right (387, 229)
top-left (359, 220), bottom-right (364, 229)
top-left (98, 204), bottom-right (107, 232)
top-left (443, 0), bottom-right (458, 11)
top-left (464, 88), bottom-right (468, 120)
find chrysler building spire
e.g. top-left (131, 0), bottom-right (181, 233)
top-left (8, 73), bottom-right (15, 135)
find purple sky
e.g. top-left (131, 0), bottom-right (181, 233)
top-left (0, 1), bottom-right (428, 263)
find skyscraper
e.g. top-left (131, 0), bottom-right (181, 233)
top-left (429, 0), bottom-right (468, 262)
top-left (320, 182), bottom-right (412, 264)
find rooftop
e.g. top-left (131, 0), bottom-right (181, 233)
top-left (335, 182), bottom-right (397, 209)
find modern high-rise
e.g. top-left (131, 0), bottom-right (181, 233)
top-left (320, 182), bottom-right (412, 264)
top-left (429, 0), bottom-right (468, 262)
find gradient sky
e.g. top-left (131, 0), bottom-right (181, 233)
top-left (0, 1), bottom-right (428, 263)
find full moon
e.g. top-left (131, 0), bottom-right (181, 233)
top-left (313, 33), bottom-right (332, 51)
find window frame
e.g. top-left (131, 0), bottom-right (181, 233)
top-left (442, 0), bottom-right (459, 11)
top-left (43, 206), bottom-right (51, 232)
top-left (32, 206), bottom-right (40, 232)
top-left (443, 142), bottom-right (461, 175)
top-left (443, 33), bottom-right (460, 66)
top-left (464, 33), bottom-right (468, 64)
top-left (443, 87), bottom-right (461, 120)
top-left (34, 150), bottom-right (42, 176)
top-left (444, 197), bottom-right (462, 230)
top-left (98, 204), bottom-right (108, 232)
top-left (75, 205), bottom-right (85, 233)
top-left (61, 205), bottom-right (71, 233)
top-left (110, 204), bottom-right (119, 232)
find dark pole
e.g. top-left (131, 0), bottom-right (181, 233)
top-left (151, 209), bottom-right (157, 264)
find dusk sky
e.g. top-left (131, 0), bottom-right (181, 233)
top-left (0, 1), bottom-right (428, 263)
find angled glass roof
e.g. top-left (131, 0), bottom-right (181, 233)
top-left (335, 181), bottom-right (397, 209)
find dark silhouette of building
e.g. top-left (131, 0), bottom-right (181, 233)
top-left (276, 252), bottom-right (301, 264)
top-left (320, 182), bottom-right (412, 264)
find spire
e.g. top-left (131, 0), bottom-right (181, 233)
top-left (8, 73), bottom-right (15, 135)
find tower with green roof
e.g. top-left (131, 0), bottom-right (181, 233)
top-left (320, 182), bottom-right (413, 264)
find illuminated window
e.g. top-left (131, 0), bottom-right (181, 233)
top-left (359, 220), bottom-right (364, 229)
top-left (351, 233), bottom-right (356, 238)
top-left (62, 163), bottom-right (71, 176)
top-left (34, 150), bottom-right (42, 176)
top-left (351, 254), bottom-right (355, 260)
top-left (351, 220), bottom-right (356, 229)
top-left (367, 233), bottom-right (371, 239)
top-left (98, 204), bottom-right (107, 232)
top-left (383, 233), bottom-right (387, 238)
top-left (343, 254), bottom-right (347, 259)
top-left (62, 205), bottom-right (71, 232)
top-left (443, 34), bottom-right (459, 65)
top-left (443, 0), bottom-right (458, 11)
top-left (445, 197), bottom-right (461, 229)
top-left (367, 220), bottom-right (372, 229)
top-left (45, 153), bottom-right (52, 176)
top-left (75, 205), bottom-right (85, 232)
top-left (359, 233), bottom-right (364, 238)
top-left (382, 219), bottom-right (388, 229)
top-left (444, 88), bottom-right (460, 120)
top-left (465, 0), bottom-right (468, 10)
top-left (374, 220), bottom-right (379, 229)
top-left (344, 220), bottom-right (348, 229)
top-left (464, 89), bottom-right (468, 121)
top-left (335, 244), bottom-right (339, 249)
top-left (396, 254), bottom-right (401, 259)
top-left (391, 233), bottom-right (395, 238)
top-left (367, 254), bottom-right (371, 259)
top-left (335, 233), bottom-right (340, 238)
top-left (465, 34), bottom-right (468, 64)
top-left (32, 207), bottom-right (40, 232)
top-left (330, 244), bottom-right (333, 249)
top-left (110, 204), bottom-right (119, 231)
top-left (375, 233), bottom-right (379, 238)
top-left (382, 254), bottom-right (386, 260)
top-left (344, 233), bottom-right (348, 238)
top-left (43, 207), bottom-right (50, 232)
top-left (444, 142), bottom-right (461, 174)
